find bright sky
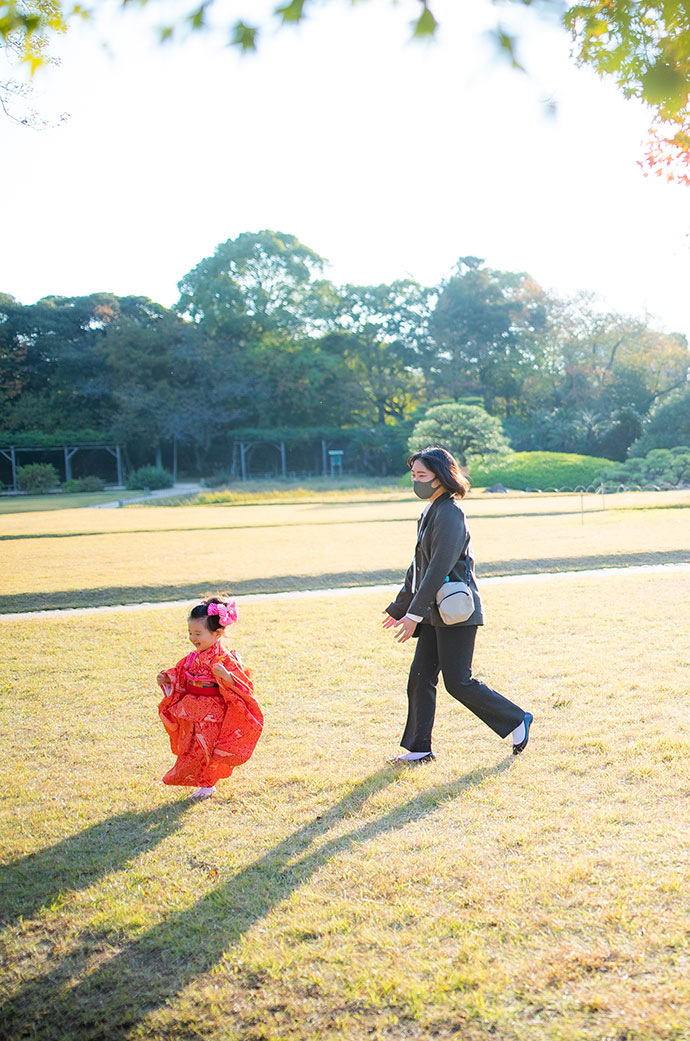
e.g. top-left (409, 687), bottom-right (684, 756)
top-left (2, 0), bottom-right (690, 340)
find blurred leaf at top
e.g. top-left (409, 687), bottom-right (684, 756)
top-left (3, 0), bottom-right (690, 179)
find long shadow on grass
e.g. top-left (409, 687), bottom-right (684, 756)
top-left (0, 801), bottom-right (192, 929)
top-left (2, 549), bottom-right (689, 614)
top-left (0, 759), bottom-right (512, 1040)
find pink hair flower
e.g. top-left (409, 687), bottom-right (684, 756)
top-left (207, 600), bottom-right (238, 626)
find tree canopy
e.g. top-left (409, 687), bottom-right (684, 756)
top-left (1, 231), bottom-right (688, 477)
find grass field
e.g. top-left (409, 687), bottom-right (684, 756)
top-left (0, 490), bottom-right (142, 513)
top-left (2, 489), bottom-right (689, 613)
top-left (2, 569), bottom-right (690, 1041)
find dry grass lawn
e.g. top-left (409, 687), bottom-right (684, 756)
top-left (2, 489), bottom-right (689, 612)
top-left (2, 570), bottom-right (690, 1040)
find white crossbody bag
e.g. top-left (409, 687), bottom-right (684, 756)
top-left (435, 577), bottom-right (475, 624)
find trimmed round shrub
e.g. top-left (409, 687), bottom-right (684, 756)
top-left (408, 403), bottom-right (511, 466)
top-left (16, 463), bottom-right (60, 493)
top-left (469, 451), bottom-right (616, 491)
top-left (62, 476), bottom-right (106, 493)
top-left (126, 466), bottom-right (174, 491)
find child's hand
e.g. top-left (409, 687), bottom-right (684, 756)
top-left (156, 671), bottom-right (167, 687)
top-left (212, 662), bottom-right (239, 690)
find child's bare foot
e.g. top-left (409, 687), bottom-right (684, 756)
top-left (192, 786), bottom-right (216, 800)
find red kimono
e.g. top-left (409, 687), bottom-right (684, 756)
top-left (157, 641), bottom-right (263, 788)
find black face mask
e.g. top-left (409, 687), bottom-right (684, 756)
top-left (412, 479), bottom-right (436, 500)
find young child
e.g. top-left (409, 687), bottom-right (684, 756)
top-left (157, 596), bottom-right (263, 800)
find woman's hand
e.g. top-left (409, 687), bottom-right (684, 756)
top-left (382, 612), bottom-right (417, 643)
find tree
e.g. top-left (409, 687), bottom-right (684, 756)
top-left (327, 280), bottom-right (432, 424)
top-left (230, 330), bottom-right (365, 427)
top-left (566, 1), bottom-right (690, 184)
top-left (176, 230), bottom-right (329, 340)
top-left (99, 304), bottom-right (201, 467)
top-left (0, 292), bottom-right (122, 431)
top-left (1, 12), bottom-right (68, 126)
top-left (545, 295), bottom-right (690, 415)
top-left (430, 257), bottom-right (548, 416)
top-left (408, 402), bottom-right (511, 467)
top-left (502, 293), bottom-right (690, 457)
top-left (174, 231), bottom-right (368, 431)
top-left (629, 385), bottom-right (690, 455)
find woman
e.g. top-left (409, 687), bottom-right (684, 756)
top-left (383, 445), bottom-right (532, 763)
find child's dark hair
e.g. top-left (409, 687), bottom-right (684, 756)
top-left (189, 597), bottom-right (232, 631)
top-left (407, 445), bottom-right (470, 499)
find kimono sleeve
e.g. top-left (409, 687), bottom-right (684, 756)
top-left (213, 651), bottom-right (264, 767)
top-left (157, 653), bottom-right (192, 746)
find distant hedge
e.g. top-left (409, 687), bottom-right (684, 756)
top-left (0, 429), bottom-right (115, 448)
top-left (469, 452), bottom-right (615, 491)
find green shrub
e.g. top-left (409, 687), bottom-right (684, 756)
top-left (602, 447), bottom-right (690, 488)
top-left (469, 451), bottom-right (616, 491)
top-left (62, 476), bottom-right (107, 493)
top-left (408, 403), bottom-right (511, 465)
top-left (202, 470), bottom-right (233, 489)
top-left (126, 466), bottom-right (174, 491)
top-left (16, 463), bottom-right (60, 493)
top-left (629, 387), bottom-right (690, 457)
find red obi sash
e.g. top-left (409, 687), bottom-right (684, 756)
top-left (184, 670), bottom-right (221, 696)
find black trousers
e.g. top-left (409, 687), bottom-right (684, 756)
top-left (401, 624), bottom-right (525, 751)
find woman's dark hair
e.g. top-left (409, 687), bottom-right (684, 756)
top-left (407, 445), bottom-right (470, 499)
top-left (189, 596), bottom-right (228, 632)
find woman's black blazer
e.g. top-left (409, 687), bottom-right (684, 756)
top-left (386, 492), bottom-right (483, 628)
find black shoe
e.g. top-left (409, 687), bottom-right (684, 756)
top-left (512, 712), bottom-right (533, 756)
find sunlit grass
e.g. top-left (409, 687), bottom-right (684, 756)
top-left (2, 572), bottom-right (690, 1040)
top-left (1, 491), bottom-right (688, 612)
top-left (187, 476), bottom-right (406, 505)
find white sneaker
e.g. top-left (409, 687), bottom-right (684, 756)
top-left (191, 786), bottom-right (216, 800)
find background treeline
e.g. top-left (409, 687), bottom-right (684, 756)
top-left (1, 229), bottom-right (689, 482)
